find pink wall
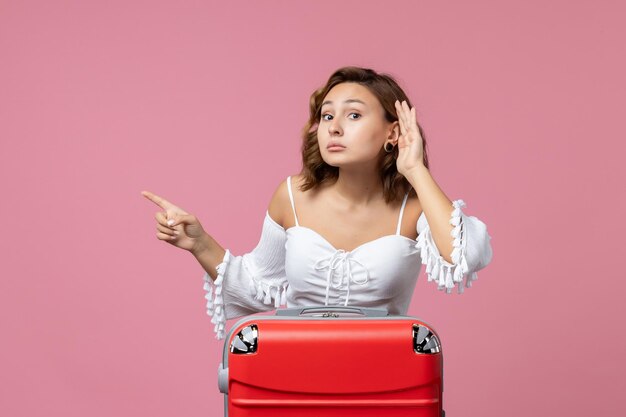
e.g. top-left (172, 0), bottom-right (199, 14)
top-left (1, 1), bottom-right (624, 416)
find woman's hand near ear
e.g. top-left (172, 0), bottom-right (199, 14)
top-left (394, 99), bottom-right (425, 177)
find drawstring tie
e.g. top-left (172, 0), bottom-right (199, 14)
top-left (314, 250), bottom-right (370, 306)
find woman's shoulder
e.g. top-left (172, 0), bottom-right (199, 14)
top-left (267, 174), bottom-right (304, 228)
top-left (399, 191), bottom-right (422, 237)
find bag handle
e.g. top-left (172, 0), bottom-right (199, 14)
top-left (275, 306), bottom-right (388, 317)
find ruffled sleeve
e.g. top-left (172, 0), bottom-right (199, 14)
top-left (202, 212), bottom-right (289, 340)
top-left (416, 200), bottom-right (493, 294)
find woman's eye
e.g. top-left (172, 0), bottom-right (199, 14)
top-left (321, 113), bottom-right (360, 121)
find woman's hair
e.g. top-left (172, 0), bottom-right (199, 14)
top-left (299, 66), bottom-right (430, 204)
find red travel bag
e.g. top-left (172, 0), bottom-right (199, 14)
top-left (217, 306), bottom-right (445, 417)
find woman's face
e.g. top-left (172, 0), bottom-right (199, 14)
top-left (317, 82), bottom-right (396, 168)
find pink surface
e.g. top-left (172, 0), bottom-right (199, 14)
top-left (1, 1), bottom-right (624, 416)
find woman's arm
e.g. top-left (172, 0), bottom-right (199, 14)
top-left (190, 233), bottom-right (227, 281)
top-left (393, 101), bottom-right (492, 294)
top-left (404, 164), bottom-right (455, 263)
top-left (199, 179), bottom-right (291, 339)
top-left (142, 183), bottom-right (290, 340)
top-left (406, 164), bottom-right (493, 293)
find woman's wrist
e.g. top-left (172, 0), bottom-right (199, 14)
top-left (402, 163), bottom-right (428, 183)
top-left (191, 233), bottom-right (227, 281)
top-left (190, 232), bottom-right (212, 257)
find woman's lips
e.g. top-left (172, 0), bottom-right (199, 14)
top-left (327, 142), bottom-right (346, 151)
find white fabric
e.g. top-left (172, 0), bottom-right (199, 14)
top-left (203, 176), bottom-right (493, 340)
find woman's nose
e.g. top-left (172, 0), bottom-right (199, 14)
top-left (329, 118), bottom-right (342, 136)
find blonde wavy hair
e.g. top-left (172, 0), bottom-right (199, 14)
top-left (299, 66), bottom-right (430, 204)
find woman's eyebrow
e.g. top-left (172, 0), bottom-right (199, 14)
top-left (321, 99), bottom-right (367, 107)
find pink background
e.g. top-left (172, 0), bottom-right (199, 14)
top-left (1, 1), bottom-right (624, 416)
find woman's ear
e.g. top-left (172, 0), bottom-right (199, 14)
top-left (388, 121), bottom-right (400, 144)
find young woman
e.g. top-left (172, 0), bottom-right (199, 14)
top-left (142, 66), bottom-right (493, 340)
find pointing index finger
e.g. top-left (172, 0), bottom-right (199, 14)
top-left (141, 190), bottom-right (171, 209)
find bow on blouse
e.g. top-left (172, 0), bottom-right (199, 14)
top-left (313, 250), bottom-right (370, 306)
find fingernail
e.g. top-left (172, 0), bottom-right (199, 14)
top-left (167, 219), bottom-right (174, 226)
top-left (174, 230), bottom-right (180, 235)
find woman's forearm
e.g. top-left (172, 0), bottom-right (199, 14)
top-left (405, 164), bottom-right (455, 263)
top-left (191, 233), bottom-right (227, 282)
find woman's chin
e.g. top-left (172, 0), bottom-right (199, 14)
top-left (321, 154), bottom-right (345, 167)
top-left (322, 158), bottom-right (359, 169)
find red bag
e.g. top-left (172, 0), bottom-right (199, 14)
top-left (218, 306), bottom-right (445, 417)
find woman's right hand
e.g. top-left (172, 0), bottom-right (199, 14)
top-left (141, 190), bottom-right (208, 254)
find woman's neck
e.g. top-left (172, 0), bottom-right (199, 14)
top-left (330, 167), bottom-right (384, 207)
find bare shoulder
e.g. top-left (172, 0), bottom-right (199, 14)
top-left (400, 192), bottom-right (423, 237)
top-left (406, 192), bottom-right (422, 213)
top-left (267, 174), bottom-right (303, 228)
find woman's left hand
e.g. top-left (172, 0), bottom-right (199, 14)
top-left (394, 100), bottom-right (425, 177)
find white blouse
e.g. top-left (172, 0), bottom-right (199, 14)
top-left (203, 177), bottom-right (493, 340)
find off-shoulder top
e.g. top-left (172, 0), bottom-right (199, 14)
top-left (203, 176), bottom-right (493, 339)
